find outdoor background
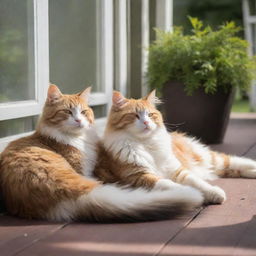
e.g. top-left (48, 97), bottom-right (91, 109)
top-left (173, 0), bottom-right (254, 113)
top-left (0, 0), bottom-right (255, 150)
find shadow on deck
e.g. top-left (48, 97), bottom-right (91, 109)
top-left (1, 118), bottom-right (256, 256)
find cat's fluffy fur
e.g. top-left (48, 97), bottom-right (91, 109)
top-left (0, 85), bottom-right (203, 222)
top-left (94, 90), bottom-right (256, 204)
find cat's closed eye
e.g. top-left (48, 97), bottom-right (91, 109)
top-left (135, 114), bottom-right (140, 119)
top-left (62, 109), bottom-right (72, 115)
top-left (81, 110), bottom-right (87, 115)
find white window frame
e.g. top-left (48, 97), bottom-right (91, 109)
top-left (0, 0), bottom-right (113, 151)
top-left (91, 0), bottom-right (113, 110)
top-left (156, 0), bottom-right (173, 32)
top-left (242, 0), bottom-right (256, 111)
top-left (114, 0), bottom-right (128, 96)
top-left (0, 0), bottom-right (49, 121)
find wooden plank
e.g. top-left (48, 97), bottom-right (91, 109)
top-left (244, 143), bottom-right (256, 159)
top-left (158, 178), bottom-right (256, 256)
top-left (158, 118), bottom-right (256, 255)
top-left (210, 118), bottom-right (256, 156)
top-left (0, 118), bottom-right (255, 256)
top-left (159, 214), bottom-right (256, 256)
top-left (15, 211), bottom-right (200, 256)
top-left (0, 215), bottom-right (66, 256)
top-left (234, 216), bottom-right (256, 256)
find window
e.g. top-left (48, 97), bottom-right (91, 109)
top-left (0, 0), bottom-right (172, 151)
top-left (0, 0), bottom-right (113, 151)
top-left (0, 0), bottom-right (35, 104)
top-left (0, 0), bottom-right (48, 151)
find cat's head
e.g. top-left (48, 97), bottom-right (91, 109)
top-left (38, 84), bottom-right (94, 135)
top-left (106, 90), bottom-right (164, 137)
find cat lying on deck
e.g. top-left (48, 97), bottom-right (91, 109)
top-left (0, 85), bottom-right (202, 222)
top-left (1, 85), bottom-right (255, 222)
top-left (95, 90), bottom-right (256, 204)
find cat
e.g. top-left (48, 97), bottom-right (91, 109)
top-left (94, 90), bottom-right (256, 204)
top-left (0, 84), bottom-right (203, 222)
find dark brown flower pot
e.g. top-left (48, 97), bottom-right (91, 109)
top-left (162, 81), bottom-right (235, 144)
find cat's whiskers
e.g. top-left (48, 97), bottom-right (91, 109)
top-left (164, 121), bottom-right (186, 128)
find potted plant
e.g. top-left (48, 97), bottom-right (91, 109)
top-left (147, 17), bottom-right (256, 144)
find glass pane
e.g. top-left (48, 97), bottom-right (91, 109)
top-left (91, 105), bottom-right (107, 119)
top-left (49, 0), bottom-right (100, 94)
top-left (0, 0), bottom-right (35, 103)
top-left (251, 24), bottom-right (256, 55)
top-left (0, 116), bottom-right (38, 138)
top-left (249, 0), bottom-right (256, 16)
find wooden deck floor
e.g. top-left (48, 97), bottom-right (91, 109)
top-left (1, 118), bottom-right (256, 256)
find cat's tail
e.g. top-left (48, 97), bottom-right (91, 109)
top-left (210, 151), bottom-right (256, 178)
top-left (47, 184), bottom-right (203, 222)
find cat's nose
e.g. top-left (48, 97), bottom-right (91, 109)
top-left (75, 119), bottom-right (81, 123)
top-left (143, 121), bottom-right (149, 125)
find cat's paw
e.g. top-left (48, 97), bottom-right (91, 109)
top-left (204, 186), bottom-right (226, 204)
top-left (154, 179), bottom-right (181, 191)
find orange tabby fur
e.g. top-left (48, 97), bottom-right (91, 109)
top-left (0, 86), bottom-right (98, 219)
top-left (98, 90), bottom-right (256, 204)
top-left (95, 144), bottom-right (161, 189)
top-left (171, 132), bottom-right (203, 169)
top-left (95, 96), bottom-right (163, 189)
top-left (0, 85), bottom-right (203, 222)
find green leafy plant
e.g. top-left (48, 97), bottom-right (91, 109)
top-left (147, 17), bottom-right (256, 95)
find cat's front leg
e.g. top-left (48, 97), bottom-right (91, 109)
top-left (171, 168), bottom-right (226, 204)
top-left (154, 178), bottom-right (184, 190)
top-left (125, 171), bottom-right (182, 191)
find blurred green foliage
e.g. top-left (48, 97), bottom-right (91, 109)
top-left (147, 17), bottom-right (256, 95)
top-left (0, 0), bottom-right (34, 103)
top-left (232, 98), bottom-right (251, 112)
top-left (173, 0), bottom-right (243, 37)
top-left (0, 30), bottom-right (26, 102)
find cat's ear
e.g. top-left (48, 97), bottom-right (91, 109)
top-left (112, 91), bottom-right (128, 108)
top-left (144, 89), bottom-right (161, 105)
top-left (78, 87), bottom-right (91, 103)
top-left (47, 84), bottom-right (62, 104)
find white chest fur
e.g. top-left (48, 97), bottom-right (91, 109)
top-left (143, 128), bottom-right (181, 175)
top-left (69, 129), bottom-right (99, 178)
top-left (104, 128), bottom-right (181, 176)
top-left (39, 125), bottom-right (99, 178)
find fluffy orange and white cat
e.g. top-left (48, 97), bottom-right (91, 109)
top-left (95, 90), bottom-right (256, 204)
top-left (0, 85), bottom-right (203, 222)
